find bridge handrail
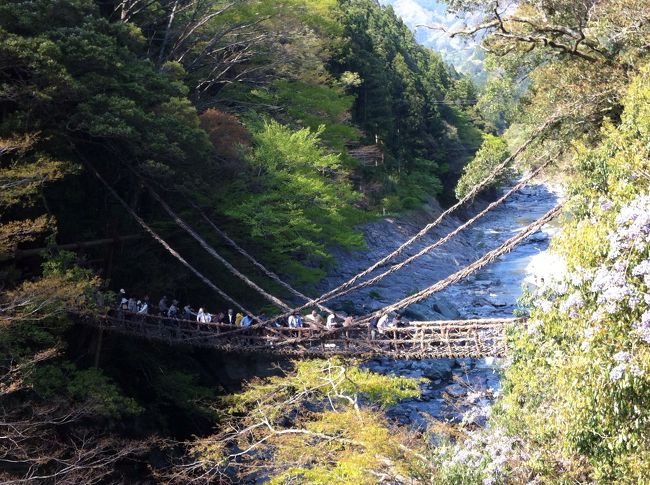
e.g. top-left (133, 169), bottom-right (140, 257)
top-left (96, 311), bottom-right (525, 334)
top-left (77, 310), bottom-right (519, 358)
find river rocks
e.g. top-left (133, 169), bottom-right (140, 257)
top-left (464, 374), bottom-right (488, 388)
top-left (319, 182), bottom-right (562, 425)
top-left (418, 359), bottom-right (454, 380)
top-left (474, 279), bottom-right (492, 287)
top-left (401, 307), bottom-right (428, 321)
top-left (431, 299), bottom-right (461, 319)
top-left (487, 295), bottom-right (509, 307)
top-left (454, 357), bottom-right (474, 369)
top-left (524, 230), bottom-right (549, 244)
top-left (445, 383), bottom-right (467, 398)
top-left (475, 357), bottom-right (499, 369)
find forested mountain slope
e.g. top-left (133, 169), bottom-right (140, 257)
top-left (1, 0), bottom-right (483, 293)
top-left (0, 0), bottom-right (486, 481)
top-left (3, 0), bottom-right (649, 483)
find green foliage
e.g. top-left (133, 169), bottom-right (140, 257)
top-left (265, 79), bottom-right (359, 151)
top-left (184, 358), bottom-right (426, 483)
top-left (487, 64), bottom-right (650, 483)
top-left (475, 75), bottom-right (520, 134)
top-left (224, 357), bottom-right (421, 417)
top-left (0, 0), bottom-right (487, 481)
top-left (331, 0), bottom-right (458, 163)
top-left (220, 120), bottom-right (365, 283)
top-left (455, 134), bottom-right (510, 199)
top-left (31, 363), bottom-right (142, 417)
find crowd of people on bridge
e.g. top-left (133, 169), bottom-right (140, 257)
top-left (114, 288), bottom-right (407, 338)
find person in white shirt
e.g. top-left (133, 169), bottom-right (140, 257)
top-left (377, 313), bottom-right (389, 335)
top-left (326, 313), bottom-right (337, 329)
top-left (343, 315), bottom-right (354, 347)
top-left (226, 309), bottom-right (236, 325)
top-left (116, 289), bottom-right (126, 311)
top-left (288, 313), bottom-right (298, 328)
top-left (196, 308), bottom-right (206, 323)
top-left (305, 310), bottom-right (325, 328)
top-left (137, 300), bottom-right (149, 315)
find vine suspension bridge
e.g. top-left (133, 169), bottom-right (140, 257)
top-left (79, 115), bottom-right (566, 359)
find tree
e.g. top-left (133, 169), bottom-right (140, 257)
top-left (455, 134), bottom-right (510, 199)
top-left (218, 120), bottom-right (364, 283)
top-left (160, 358), bottom-right (428, 483)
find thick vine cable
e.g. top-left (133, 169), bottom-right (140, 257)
top-left (85, 112), bottom-right (563, 332)
top-left (278, 113), bottom-right (564, 316)
top-left (311, 157), bottom-right (554, 305)
top-left (187, 200), bottom-right (337, 315)
top-left (265, 204), bottom-right (563, 347)
top-left (139, 180), bottom-right (292, 312)
top-left (124, 162), bottom-right (332, 314)
top-left (262, 113), bottom-right (565, 325)
top-left (359, 203), bottom-right (564, 322)
top-left (84, 160), bottom-right (256, 319)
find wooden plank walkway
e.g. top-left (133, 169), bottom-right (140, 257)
top-left (79, 312), bottom-right (524, 359)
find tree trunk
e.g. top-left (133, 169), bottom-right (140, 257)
top-left (158, 0), bottom-right (180, 66)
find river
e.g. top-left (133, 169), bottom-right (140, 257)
top-left (318, 181), bottom-right (563, 426)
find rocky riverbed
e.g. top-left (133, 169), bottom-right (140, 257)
top-left (319, 181), bottom-right (564, 425)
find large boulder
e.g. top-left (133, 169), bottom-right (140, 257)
top-left (445, 383), bottom-right (467, 398)
top-left (431, 299), bottom-right (461, 319)
top-left (418, 359), bottom-right (454, 380)
top-left (401, 307), bottom-right (428, 321)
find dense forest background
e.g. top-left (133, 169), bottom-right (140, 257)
top-left (0, 0), bottom-right (495, 480)
top-left (3, 0), bottom-right (649, 483)
top-left (1, 0), bottom-right (495, 295)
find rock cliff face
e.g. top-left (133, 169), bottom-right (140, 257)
top-left (319, 181), bottom-right (563, 423)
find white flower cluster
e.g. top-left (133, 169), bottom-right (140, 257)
top-left (450, 426), bottom-right (526, 484)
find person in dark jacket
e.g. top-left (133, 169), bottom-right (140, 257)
top-left (226, 309), bottom-right (236, 325)
top-left (158, 296), bottom-right (169, 315)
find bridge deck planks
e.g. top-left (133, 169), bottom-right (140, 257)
top-left (76, 312), bottom-right (523, 359)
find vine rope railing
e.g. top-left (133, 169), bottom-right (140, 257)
top-left (139, 178), bottom-right (292, 312)
top-left (84, 159), bottom-right (257, 320)
top-left (123, 162), bottom-right (341, 316)
top-left (359, 203), bottom-right (563, 322)
top-left (294, 115), bottom-right (562, 308)
top-left (81, 312), bottom-right (524, 359)
top-left (84, 114), bottom-right (564, 334)
top-left (258, 204), bottom-right (562, 350)
top-left (187, 200), bottom-right (337, 316)
top-left (267, 113), bottom-right (565, 323)
top-left (311, 157), bottom-right (554, 305)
